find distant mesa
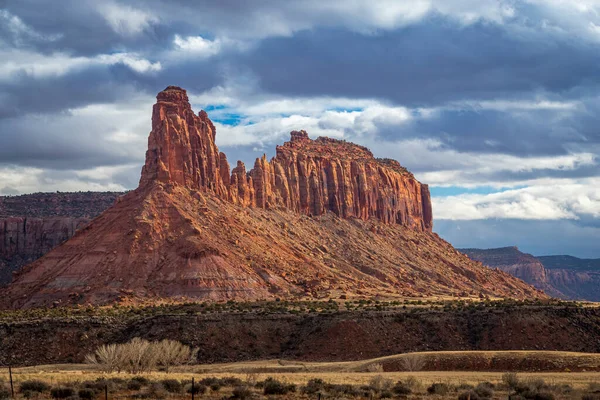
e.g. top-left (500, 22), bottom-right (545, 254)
top-left (0, 86), bottom-right (544, 309)
top-left (462, 247), bottom-right (600, 301)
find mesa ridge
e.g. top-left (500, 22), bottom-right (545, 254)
top-left (140, 86), bottom-right (432, 231)
top-left (0, 86), bottom-right (544, 309)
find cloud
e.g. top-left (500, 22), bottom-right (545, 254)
top-left (0, 49), bottom-right (161, 82)
top-left (0, 0), bottom-right (599, 256)
top-left (433, 178), bottom-right (600, 220)
top-left (0, 96), bottom-right (152, 170)
top-left (173, 35), bottom-right (223, 56)
top-left (96, 2), bottom-right (158, 37)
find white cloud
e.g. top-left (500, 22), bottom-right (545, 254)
top-left (97, 2), bottom-right (158, 36)
top-left (0, 9), bottom-right (61, 44)
top-left (433, 178), bottom-right (600, 220)
top-left (0, 165), bottom-right (128, 195)
top-left (0, 50), bottom-right (161, 81)
top-left (173, 35), bottom-right (223, 56)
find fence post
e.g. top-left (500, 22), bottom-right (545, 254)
top-left (105, 384), bottom-right (108, 400)
top-left (8, 366), bottom-right (14, 398)
top-left (191, 377), bottom-right (195, 400)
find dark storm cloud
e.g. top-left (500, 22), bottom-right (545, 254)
top-left (370, 106), bottom-right (597, 158)
top-left (238, 20), bottom-right (600, 107)
top-left (3, 0), bottom-right (177, 56)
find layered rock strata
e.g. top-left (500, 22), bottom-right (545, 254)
top-left (140, 86), bottom-right (432, 231)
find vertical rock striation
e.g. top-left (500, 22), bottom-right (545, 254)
top-left (140, 86), bottom-right (433, 231)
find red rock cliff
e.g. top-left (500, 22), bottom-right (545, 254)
top-left (140, 86), bottom-right (433, 231)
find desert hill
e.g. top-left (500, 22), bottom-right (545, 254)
top-left (0, 86), bottom-right (542, 309)
top-left (462, 247), bottom-right (600, 301)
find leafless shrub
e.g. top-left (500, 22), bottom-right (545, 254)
top-left (85, 338), bottom-right (196, 374)
top-left (154, 339), bottom-right (196, 373)
top-left (401, 353), bottom-right (425, 372)
top-left (369, 375), bottom-right (394, 392)
top-left (85, 344), bottom-right (125, 373)
top-left (365, 363), bottom-right (384, 372)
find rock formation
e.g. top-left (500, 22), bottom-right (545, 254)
top-left (0, 86), bottom-right (544, 309)
top-left (140, 86), bottom-right (432, 231)
top-left (0, 192), bottom-right (122, 286)
top-left (462, 247), bottom-right (600, 301)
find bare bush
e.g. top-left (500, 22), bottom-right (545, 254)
top-left (401, 353), bottom-right (425, 372)
top-left (85, 344), bottom-right (125, 373)
top-left (85, 338), bottom-right (195, 374)
top-left (154, 339), bottom-right (196, 372)
top-left (369, 375), bottom-right (394, 392)
top-left (365, 363), bottom-right (384, 372)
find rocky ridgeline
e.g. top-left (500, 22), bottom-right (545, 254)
top-left (0, 192), bottom-right (123, 286)
top-left (0, 192), bottom-right (122, 218)
top-left (141, 86), bottom-right (432, 231)
top-left (462, 247), bottom-right (600, 301)
top-left (0, 86), bottom-right (543, 309)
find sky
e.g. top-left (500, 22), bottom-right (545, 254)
top-left (0, 0), bottom-right (599, 257)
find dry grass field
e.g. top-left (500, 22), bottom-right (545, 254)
top-left (1, 351), bottom-right (600, 399)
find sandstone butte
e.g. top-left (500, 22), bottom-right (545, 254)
top-left (0, 86), bottom-right (544, 309)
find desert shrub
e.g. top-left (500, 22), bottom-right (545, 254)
top-left (128, 380), bottom-right (143, 391)
top-left (0, 387), bottom-right (10, 400)
top-left (532, 392), bottom-right (555, 400)
top-left (503, 373), bottom-right (520, 390)
top-left (131, 376), bottom-right (150, 385)
top-left (582, 395), bottom-right (600, 400)
top-left (199, 377), bottom-right (220, 386)
top-left (393, 381), bottom-right (412, 395)
top-left (405, 376), bottom-right (422, 390)
top-left (86, 338), bottom-right (194, 374)
top-left (428, 383), bottom-right (451, 395)
top-left (381, 390), bottom-right (394, 398)
top-left (160, 379), bottom-right (182, 393)
top-left (221, 377), bottom-right (244, 387)
top-left (475, 382), bottom-right (494, 398)
top-left (458, 384), bottom-right (475, 391)
top-left (402, 353), bottom-right (426, 371)
top-left (263, 377), bottom-right (296, 395)
top-left (528, 379), bottom-right (547, 391)
top-left (459, 390), bottom-right (481, 400)
top-left (85, 343), bottom-right (124, 373)
top-left (154, 339), bottom-right (196, 372)
top-left (20, 380), bottom-right (51, 393)
top-left (146, 382), bottom-right (168, 399)
top-left (366, 362), bottom-right (384, 372)
top-left (185, 383), bottom-right (206, 395)
top-left (232, 386), bottom-right (253, 400)
top-left (78, 388), bottom-right (96, 399)
top-left (50, 386), bottom-right (75, 399)
top-left (327, 384), bottom-right (360, 397)
top-left (210, 382), bottom-right (222, 391)
top-left (302, 378), bottom-right (326, 395)
top-left (369, 375), bottom-right (394, 393)
top-left (589, 383), bottom-right (600, 392)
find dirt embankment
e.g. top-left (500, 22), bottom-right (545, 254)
top-left (1, 307), bottom-right (600, 367)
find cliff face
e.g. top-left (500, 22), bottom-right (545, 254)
top-left (539, 256), bottom-right (600, 301)
top-left (1, 86), bottom-right (544, 309)
top-left (0, 218), bottom-right (87, 285)
top-left (140, 86), bottom-right (432, 231)
top-left (462, 247), bottom-right (600, 301)
top-left (0, 192), bottom-right (123, 286)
